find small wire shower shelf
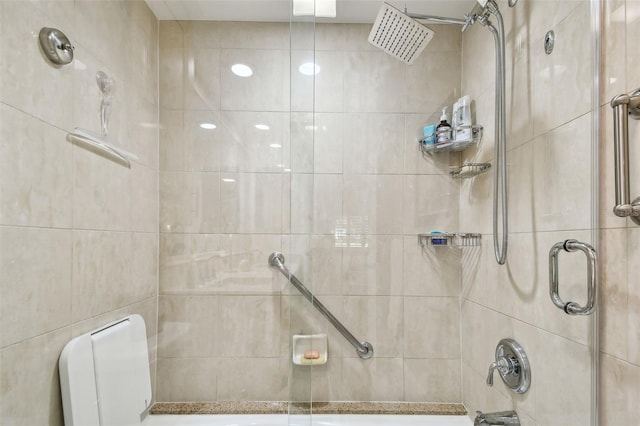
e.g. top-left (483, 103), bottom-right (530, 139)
top-left (418, 232), bottom-right (482, 248)
top-left (449, 162), bottom-right (492, 179)
top-left (419, 124), bottom-right (483, 155)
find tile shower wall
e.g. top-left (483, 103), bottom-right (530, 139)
top-left (460, 0), bottom-right (640, 425)
top-left (0, 1), bottom-right (159, 425)
top-left (157, 21), bottom-right (462, 402)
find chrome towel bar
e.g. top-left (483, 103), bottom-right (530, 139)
top-left (268, 252), bottom-right (373, 359)
top-left (610, 88), bottom-right (640, 225)
top-left (549, 240), bottom-right (597, 316)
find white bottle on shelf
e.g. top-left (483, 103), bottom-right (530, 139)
top-left (451, 100), bottom-right (460, 141)
top-left (455, 95), bottom-right (472, 142)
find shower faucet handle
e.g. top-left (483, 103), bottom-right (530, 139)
top-left (486, 356), bottom-right (515, 386)
top-left (486, 339), bottom-right (531, 394)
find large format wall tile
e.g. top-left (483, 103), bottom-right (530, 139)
top-left (0, 327), bottom-right (70, 426)
top-left (343, 52), bottom-right (405, 113)
top-left (220, 173), bottom-right (283, 234)
top-left (342, 235), bottom-right (403, 296)
top-left (218, 295), bottom-right (282, 357)
top-left (160, 233), bottom-right (229, 294)
top-left (403, 174), bottom-right (459, 234)
top-left (73, 147), bottom-right (132, 231)
top-left (341, 296), bottom-right (403, 358)
top-left (342, 358), bottom-right (404, 401)
top-left (216, 358), bottom-right (288, 401)
top-left (0, 105), bottom-right (72, 228)
top-left (156, 357), bottom-right (218, 402)
top-left (404, 297), bottom-right (460, 358)
top-left (158, 295), bottom-right (219, 358)
top-left (220, 49), bottom-right (290, 112)
top-left (72, 231), bottom-right (132, 321)
top-left (532, 113), bottom-right (592, 232)
top-left (160, 171), bottom-right (222, 233)
top-left (183, 48), bottom-right (221, 111)
top-left (343, 113), bottom-right (405, 174)
top-left (0, 1), bottom-right (74, 130)
top-left (404, 358), bottom-right (461, 403)
top-left (403, 236), bottom-right (460, 297)
top-left (0, 227), bottom-right (72, 348)
top-left (343, 175), bottom-right (404, 235)
top-left (531, 2), bottom-right (591, 136)
top-left (220, 111), bottom-right (289, 173)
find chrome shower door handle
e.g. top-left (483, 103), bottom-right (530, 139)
top-left (610, 88), bottom-right (640, 225)
top-left (549, 240), bottom-right (597, 316)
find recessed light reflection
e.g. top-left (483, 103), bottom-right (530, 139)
top-left (200, 123), bottom-right (217, 130)
top-left (222, 178), bottom-right (236, 183)
top-left (299, 62), bottom-right (320, 76)
top-left (255, 124), bottom-right (270, 130)
top-left (270, 143), bottom-right (282, 148)
top-left (304, 125), bottom-right (318, 131)
top-left (231, 63), bottom-right (253, 77)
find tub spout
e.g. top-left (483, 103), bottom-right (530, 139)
top-left (474, 410), bottom-right (520, 425)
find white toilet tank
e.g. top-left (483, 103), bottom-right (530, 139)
top-left (59, 315), bottom-right (152, 426)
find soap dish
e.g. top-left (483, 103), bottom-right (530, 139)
top-left (292, 334), bottom-right (328, 366)
top-left (449, 162), bottom-right (491, 179)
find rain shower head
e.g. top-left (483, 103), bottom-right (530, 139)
top-left (367, 2), bottom-right (434, 65)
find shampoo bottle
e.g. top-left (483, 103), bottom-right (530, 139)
top-left (455, 95), bottom-right (472, 142)
top-left (451, 100), bottom-right (460, 141)
top-left (436, 107), bottom-right (452, 144)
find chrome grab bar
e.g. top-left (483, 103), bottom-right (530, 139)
top-left (549, 240), bottom-right (597, 316)
top-left (610, 88), bottom-right (640, 225)
top-left (268, 252), bottom-right (373, 359)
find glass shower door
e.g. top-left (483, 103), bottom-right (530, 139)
top-left (286, 4), bottom-right (316, 425)
top-left (460, 0), bottom-right (600, 425)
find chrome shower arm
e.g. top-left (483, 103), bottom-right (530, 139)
top-left (406, 12), bottom-right (466, 26)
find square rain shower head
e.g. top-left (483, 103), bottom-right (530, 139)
top-left (368, 2), bottom-right (435, 65)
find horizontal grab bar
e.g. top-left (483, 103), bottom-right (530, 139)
top-left (268, 252), bottom-right (373, 360)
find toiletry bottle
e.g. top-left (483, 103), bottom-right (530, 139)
top-left (423, 124), bottom-right (437, 146)
top-left (455, 95), bottom-right (472, 142)
top-left (436, 107), bottom-right (452, 144)
top-left (451, 101), bottom-right (460, 141)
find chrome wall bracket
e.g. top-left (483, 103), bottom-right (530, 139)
top-left (611, 88), bottom-right (640, 225)
top-left (486, 338), bottom-right (531, 394)
top-left (549, 240), bottom-right (597, 316)
top-left (39, 27), bottom-right (74, 66)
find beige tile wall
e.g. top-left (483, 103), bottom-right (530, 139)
top-left (461, 0), bottom-right (640, 425)
top-left (157, 21), bottom-right (463, 402)
top-left (0, 1), bottom-right (159, 425)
